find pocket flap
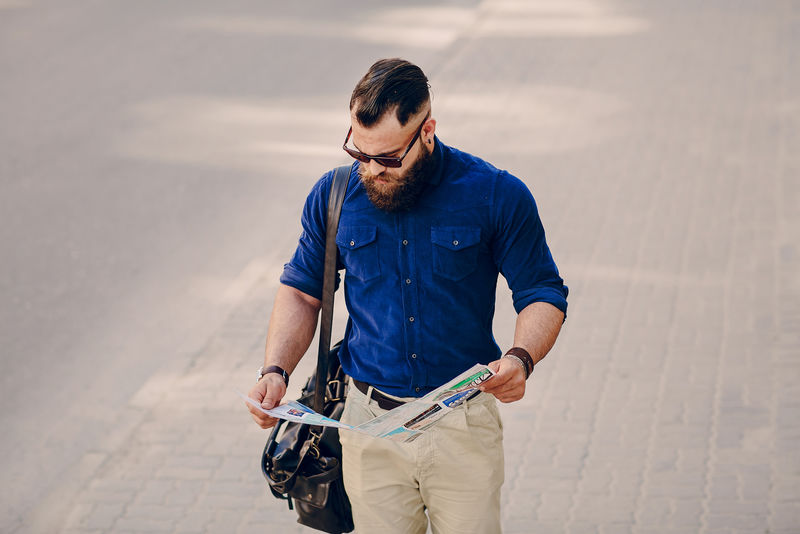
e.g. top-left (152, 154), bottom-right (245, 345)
top-left (336, 226), bottom-right (377, 250)
top-left (431, 226), bottom-right (481, 250)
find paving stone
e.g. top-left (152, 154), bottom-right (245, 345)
top-left (671, 499), bottom-right (703, 526)
top-left (82, 503), bottom-right (126, 531)
top-left (133, 480), bottom-right (175, 505)
top-left (164, 489), bottom-right (199, 508)
top-left (707, 499), bottom-right (769, 517)
top-left (161, 455), bottom-right (221, 471)
top-left (537, 492), bottom-right (574, 521)
top-left (204, 509), bottom-right (248, 533)
top-left (705, 513), bottom-right (768, 530)
top-left (122, 504), bottom-right (182, 523)
top-left (599, 524), bottom-right (633, 534)
top-left (154, 467), bottom-right (215, 481)
top-left (640, 497), bottom-right (679, 526)
top-left (172, 508), bottom-right (213, 534)
top-left (63, 502), bottom-right (95, 529)
top-left (769, 502), bottom-right (800, 529)
top-left (112, 516), bottom-right (175, 533)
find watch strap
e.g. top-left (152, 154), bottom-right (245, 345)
top-left (259, 365), bottom-right (289, 386)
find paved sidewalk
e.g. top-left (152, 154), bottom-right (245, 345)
top-left (28, 1), bottom-right (800, 533)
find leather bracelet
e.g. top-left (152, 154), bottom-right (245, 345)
top-left (505, 347), bottom-right (534, 378)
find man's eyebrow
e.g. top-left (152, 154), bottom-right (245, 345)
top-left (352, 140), bottom-right (403, 157)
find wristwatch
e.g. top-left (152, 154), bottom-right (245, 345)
top-left (257, 365), bottom-right (289, 386)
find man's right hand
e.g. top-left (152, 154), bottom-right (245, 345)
top-left (246, 373), bottom-right (287, 429)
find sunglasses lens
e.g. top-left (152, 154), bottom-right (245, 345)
top-left (375, 158), bottom-right (402, 168)
top-left (344, 147), bottom-right (370, 163)
top-left (345, 147), bottom-right (403, 168)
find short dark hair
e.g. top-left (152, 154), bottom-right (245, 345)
top-left (350, 58), bottom-right (430, 127)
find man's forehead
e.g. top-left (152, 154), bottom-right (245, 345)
top-left (351, 115), bottom-right (406, 154)
top-left (350, 108), bottom-right (428, 154)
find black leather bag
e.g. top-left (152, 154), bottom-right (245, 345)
top-left (260, 164), bottom-right (354, 533)
top-left (261, 343), bottom-right (352, 533)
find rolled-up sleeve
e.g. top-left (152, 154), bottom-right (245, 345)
top-left (279, 172), bottom-right (334, 300)
top-left (492, 171), bottom-right (568, 317)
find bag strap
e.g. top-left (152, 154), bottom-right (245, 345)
top-left (312, 163), bottom-right (353, 413)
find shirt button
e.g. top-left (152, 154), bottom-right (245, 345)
top-left (405, 278), bottom-right (411, 284)
top-left (453, 240), bottom-right (459, 246)
top-left (409, 316), bottom-right (415, 322)
top-left (402, 239), bottom-right (408, 246)
top-left (349, 240), bottom-right (355, 246)
top-left (415, 387), bottom-right (421, 393)
top-left (411, 353), bottom-right (417, 359)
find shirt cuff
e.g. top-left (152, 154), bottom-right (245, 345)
top-left (512, 286), bottom-right (569, 318)
top-left (279, 265), bottom-right (323, 301)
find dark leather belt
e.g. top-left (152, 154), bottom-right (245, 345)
top-left (352, 379), bottom-right (408, 410)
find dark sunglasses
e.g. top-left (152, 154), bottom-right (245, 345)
top-left (342, 113), bottom-right (429, 168)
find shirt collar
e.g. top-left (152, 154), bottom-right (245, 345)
top-left (427, 135), bottom-right (444, 186)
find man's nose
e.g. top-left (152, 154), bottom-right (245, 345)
top-left (368, 159), bottom-right (387, 176)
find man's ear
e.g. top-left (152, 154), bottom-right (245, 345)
top-left (423, 118), bottom-right (437, 143)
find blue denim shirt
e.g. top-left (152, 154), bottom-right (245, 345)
top-left (281, 138), bottom-right (568, 397)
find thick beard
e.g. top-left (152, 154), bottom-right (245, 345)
top-left (359, 144), bottom-right (437, 213)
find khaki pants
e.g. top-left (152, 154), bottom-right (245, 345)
top-left (339, 379), bottom-right (504, 534)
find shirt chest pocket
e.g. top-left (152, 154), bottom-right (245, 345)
top-left (431, 226), bottom-right (481, 281)
top-left (336, 226), bottom-right (381, 282)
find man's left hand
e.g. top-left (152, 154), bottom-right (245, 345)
top-left (479, 357), bottom-right (527, 403)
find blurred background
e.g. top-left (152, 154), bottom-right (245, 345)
top-left (1, 1), bottom-right (798, 533)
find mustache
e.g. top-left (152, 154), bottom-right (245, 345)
top-left (358, 167), bottom-right (401, 183)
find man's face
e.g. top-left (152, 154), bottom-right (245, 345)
top-left (349, 108), bottom-right (437, 212)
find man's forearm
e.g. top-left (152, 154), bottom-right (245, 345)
top-left (512, 301), bottom-right (564, 365)
top-left (480, 301), bottom-right (564, 402)
top-left (263, 284), bottom-right (322, 373)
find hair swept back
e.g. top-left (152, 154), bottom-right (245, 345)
top-left (349, 58), bottom-right (431, 127)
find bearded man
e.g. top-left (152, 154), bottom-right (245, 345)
top-left (247, 58), bottom-right (568, 534)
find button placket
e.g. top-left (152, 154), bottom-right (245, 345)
top-left (399, 217), bottom-right (424, 391)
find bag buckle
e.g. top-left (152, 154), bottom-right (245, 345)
top-left (302, 431), bottom-right (322, 459)
top-left (326, 379), bottom-right (346, 402)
